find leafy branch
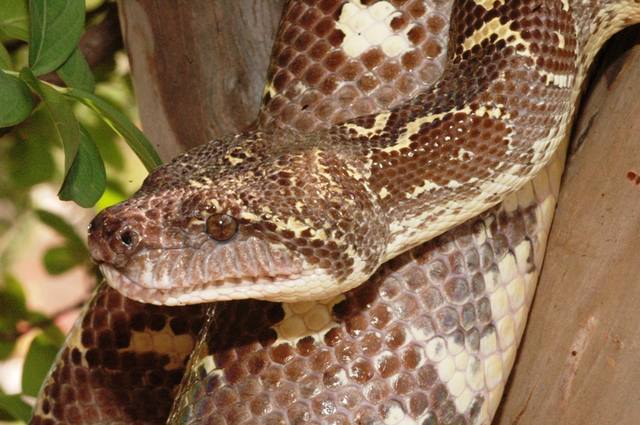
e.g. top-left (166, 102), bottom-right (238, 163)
top-left (0, 2), bottom-right (161, 422)
top-left (0, 0), bottom-right (162, 208)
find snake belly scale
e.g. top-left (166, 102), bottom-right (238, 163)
top-left (32, 1), bottom-right (640, 424)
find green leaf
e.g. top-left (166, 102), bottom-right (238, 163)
top-left (22, 312), bottom-right (64, 344)
top-left (0, 406), bottom-right (16, 421)
top-left (0, 0), bottom-right (29, 41)
top-left (20, 68), bottom-right (80, 175)
top-left (0, 43), bottom-right (12, 69)
top-left (8, 131), bottom-right (55, 188)
top-left (22, 332), bottom-right (61, 397)
top-left (43, 245), bottom-right (82, 274)
top-left (0, 70), bottom-right (34, 127)
top-left (96, 179), bottom-right (128, 211)
top-left (66, 88), bottom-right (162, 171)
top-left (57, 47), bottom-right (94, 92)
top-left (58, 125), bottom-right (106, 207)
top-left (0, 393), bottom-right (32, 423)
top-left (0, 341), bottom-right (16, 360)
top-left (0, 275), bottom-right (27, 360)
top-left (28, 0), bottom-right (85, 75)
top-left (40, 321), bottom-right (64, 346)
top-left (34, 209), bottom-right (86, 254)
top-left (0, 274), bottom-right (28, 334)
top-left (1, 274), bottom-right (27, 314)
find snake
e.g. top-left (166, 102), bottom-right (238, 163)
top-left (30, 1), bottom-right (640, 424)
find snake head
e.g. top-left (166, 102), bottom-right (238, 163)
top-left (89, 132), bottom-right (388, 305)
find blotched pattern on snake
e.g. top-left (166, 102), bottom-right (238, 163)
top-left (32, 1), bottom-right (640, 424)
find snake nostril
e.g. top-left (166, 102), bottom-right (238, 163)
top-left (120, 230), bottom-right (134, 246)
top-left (115, 228), bottom-right (140, 253)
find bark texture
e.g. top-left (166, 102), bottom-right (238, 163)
top-left (118, 0), bottom-right (286, 161)
top-left (495, 28), bottom-right (640, 425)
top-left (119, 2), bottom-right (640, 423)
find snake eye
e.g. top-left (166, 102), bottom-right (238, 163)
top-left (206, 213), bottom-right (238, 241)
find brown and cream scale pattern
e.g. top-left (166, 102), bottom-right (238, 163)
top-left (31, 0), bottom-right (640, 423)
top-left (31, 2), bottom-right (458, 423)
top-left (85, 1), bottom-right (640, 305)
top-left (30, 285), bottom-right (207, 425)
top-left (169, 151), bottom-right (565, 425)
top-left (259, 0), bottom-right (454, 132)
top-left (170, 1), bottom-right (570, 423)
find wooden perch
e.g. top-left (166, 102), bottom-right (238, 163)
top-left (118, 0), bottom-right (286, 160)
top-left (495, 28), bottom-right (640, 425)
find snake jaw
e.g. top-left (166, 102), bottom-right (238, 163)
top-left (95, 233), bottom-right (308, 303)
top-left (100, 262), bottom-right (344, 305)
top-left (96, 227), bottom-right (382, 305)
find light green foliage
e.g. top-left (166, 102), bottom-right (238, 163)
top-left (57, 47), bottom-right (95, 92)
top-left (68, 88), bottom-right (162, 171)
top-left (20, 68), bottom-right (81, 176)
top-left (0, 70), bottom-right (34, 126)
top-left (0, 393), bottom-right (32, 423)
top-left (58, 125), bottom-right (106, 207)
top-left (0, 1), bottom-right (156, 422)
top-left (0, 0), bottom-right (160, 208)
top-left (0, 275), bottom-right (28, 360)
top-left (0, 0), bottom-right (29, 41)
top-left (21, 331), bottom-right (63, 397)
top-left (28, 0), bottom-right (85, 75)
top-left (36, 208), bottom-right (91, 273)
top-left (0, 43), bottom-right (12, 68)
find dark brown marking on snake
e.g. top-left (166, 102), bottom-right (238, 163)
top-left (35, 0), bottom-right (640, 423)
top-left (262, 0), bottom-right (452, 132)
top-left (31, 286), bottom-right (205, 425)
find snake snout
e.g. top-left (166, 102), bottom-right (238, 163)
top-left (88, 211), bottom-right (142, 267)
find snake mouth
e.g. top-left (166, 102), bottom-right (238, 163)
top-left (97, 235), bottom-right (340, 305)
top-left (100, 263), bottom-right (326, 305)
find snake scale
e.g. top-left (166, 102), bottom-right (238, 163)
top-left (31, 1), bottom-right (640, 424)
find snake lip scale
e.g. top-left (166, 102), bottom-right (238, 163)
top-left (100, 262), bottom-right (326, 306)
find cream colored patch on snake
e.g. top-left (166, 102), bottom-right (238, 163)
top-left (381, 104), bottom-right (506, 155)
top-left (273, 294), bottom-right (344, 343)
top-left (382, 401), bottom-right (408, 424)
top-left (405, 152), bottom-right (561, 423)
top-left (336, 0), bottom-right (412, 58)
top-left (473, 155), bottom-right (564, 423)
top-left (263, 82), bottom-right (277, 99)
top-left (406, 179), bottom-right (442, 198)
top-left (539, 69), bottom-right (574, 88)
top-left (384, 163), bottom-right (531, 261)
top-left (344, 112), bottom-right (391, 137)
top-left (130, 326), bottom-right (195, 369)
top-left (555, 30), bottom-right (566, 48)
top-left (462, 16), bottom-right (531, 52)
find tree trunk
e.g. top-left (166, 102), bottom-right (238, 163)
top-left (118, 0), bottom-right (286, 160)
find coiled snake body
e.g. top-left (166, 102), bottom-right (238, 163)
top-left (32, 1), bottom-right (640, 424)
